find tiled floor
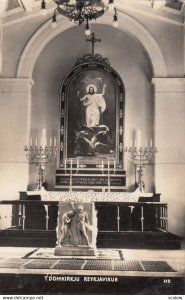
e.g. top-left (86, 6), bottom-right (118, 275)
top-left (0, 247), bottom-right (184, 277)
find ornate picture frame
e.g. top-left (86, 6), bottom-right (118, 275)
top-left (59, 54), bottom-right (125, 168)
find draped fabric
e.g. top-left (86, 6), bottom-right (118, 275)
top-left (82, 94), bottom-right (106, 127)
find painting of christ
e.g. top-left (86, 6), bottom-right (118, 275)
top-left (66, 69), bottom-right (118, 161)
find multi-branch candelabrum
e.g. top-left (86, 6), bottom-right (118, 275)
top-left (124, 146), bottom-right (158, 192)
top-left (24, 142), bottom-right (57, 190)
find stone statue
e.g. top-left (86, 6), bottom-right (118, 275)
top-left (78, 84), bottom-right (106, 127)
top-left (76, 205), bottom-right (90, 246)
top-left (59, 210), bottom-right (75, 246)
top-left (55, 202), bottom-right (97, 256)
top-left (58, 205), bottom-right (90, 247)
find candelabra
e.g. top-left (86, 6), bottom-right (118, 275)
top-left (24, 144), bottom-right (57, 190)
top-left (64, 158), bottom-right (79, 192)
top-left (124, 146), bottom-right (157, 192)
top-left (102, 159), bottom-right (116, 192)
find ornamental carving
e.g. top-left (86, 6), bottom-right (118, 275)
top-left (75, 54), bottom-right (111, 66)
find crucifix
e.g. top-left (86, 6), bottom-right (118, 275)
top-left (86, 32), bottom-right (101, 56)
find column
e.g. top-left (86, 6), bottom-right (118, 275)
top-left (152, 78), bottom-right (185, 237)
top-left (0, 0), bottom-right (8, 74)
top-left (0, 78), bottom-right (34, 200)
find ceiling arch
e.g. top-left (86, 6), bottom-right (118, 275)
top-left (16, 11), bottom-right (167, 78)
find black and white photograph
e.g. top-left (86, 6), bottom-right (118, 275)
top-left (0, 0), bottom-right (184, 296)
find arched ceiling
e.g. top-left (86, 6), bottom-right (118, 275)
top-left (4, 0), bottom-right (185, 24)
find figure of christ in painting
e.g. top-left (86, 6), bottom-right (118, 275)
top-left (78, 84), bottom-right (106, 128)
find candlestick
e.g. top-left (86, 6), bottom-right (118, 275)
top-left (64, 157), bottom-right (79, 191)
top-left (101, 158), bottom-right (116, 191)
top-left (135, 129), bottom-right (141, 148)
top-left (41, 128), bottom-right (47, 147)
top-left (124, 145), bottom-right (157, 192)
top-left (24, 135), bottom-right (57, 190)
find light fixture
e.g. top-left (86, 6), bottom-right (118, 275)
top-left (85, 19), bottom-right (91, 36)
top-left (51, 9), bottom-right (57, 28)
top-left (40, 0), bottom-right (47, 16)
top-left (113, 8), bottom-right (118, 28)
top-left (108, 0), bottom-right (115, 11)
top-left (41, 0), bottom-right (118, 34)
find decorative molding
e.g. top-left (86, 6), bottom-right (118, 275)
top-left (75, 54), bottom-right (111, 66)
top-left (16, 11), bottom-right (167, 78)
top-left (152, 78), bottom-right (185, 93)
top-left (0, 77), bottom-right (34, 93)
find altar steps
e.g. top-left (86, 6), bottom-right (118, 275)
top-left (0, 229), bottom-right (182, 249)
top-left (55, 167), bottom-right (126, 191)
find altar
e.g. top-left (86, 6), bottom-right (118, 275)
top-left (0, 188), bottom-right (170, 249)
top-left (16, 50), bottom-right (166, 251)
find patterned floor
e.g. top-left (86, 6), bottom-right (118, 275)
top-left (0, 257), bottom-right (175, 272)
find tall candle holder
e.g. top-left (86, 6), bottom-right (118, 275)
top-left (102, 159), bottom-right (116, 192)
top-left (24, 142), bottom-right (57, 190)
top-left (64, 158), bottom-right (79, 192)
top-left (124, 146), bottom-right (157, 192)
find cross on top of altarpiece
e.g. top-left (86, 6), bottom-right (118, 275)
top-left (86, 32), bottom-right (101, 56)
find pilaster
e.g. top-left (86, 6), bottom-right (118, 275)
top-left (152, 77), bottom-right (185, 237)
top-left (0, 77), bottom-right (34, 199)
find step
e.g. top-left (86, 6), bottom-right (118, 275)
top-left (0, 229), bottom-right (182, 249)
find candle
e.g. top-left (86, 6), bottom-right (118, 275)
top-left (150, 139), bottom-right (153, 148)
top-left (102, 159), bottom-right (104, 171)
top-left (40, 128), bottom-right (47, 147)
top-left (30, 136), bottom-right (33, 146)
top-left (114, 159), bottom-right (116, 170)
top-left (71, 158), bottom-right (72, 171)
top-left (54, 137), bottom-right (57, 147)
top-left (49, 138), bottom-right (52, 147)
top-left (135, 130), bottom-right (141, 148)
top-left (35, 136), bottom-right (38, 147)
top-left (64, 158), bottom-right (66, 170)
top-left (108, 159), bottom-right (110, 173)
top-left (145, 139), bottom-right (148, 148)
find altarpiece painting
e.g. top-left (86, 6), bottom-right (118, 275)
top-left (59, 54), bottom-right (125, 168)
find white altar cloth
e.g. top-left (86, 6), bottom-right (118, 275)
top-left (27, 188), bottom-right (153, 203)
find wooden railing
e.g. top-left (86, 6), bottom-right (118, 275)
top-left (0, 200), bottom-right (168, 233)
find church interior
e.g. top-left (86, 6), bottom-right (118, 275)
top-left (0, 0), bottom-right (185, 295)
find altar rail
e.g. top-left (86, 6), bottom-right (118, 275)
top-left (0, 200), bottom-right (168, 233)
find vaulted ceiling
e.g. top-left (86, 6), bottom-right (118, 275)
top-left (6, 0), bottom-right (185, 12)
top-left (3, 0), bottom-right (185, 26)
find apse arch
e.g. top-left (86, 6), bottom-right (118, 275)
top-left (16, 11), bottom-right (167, 78)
